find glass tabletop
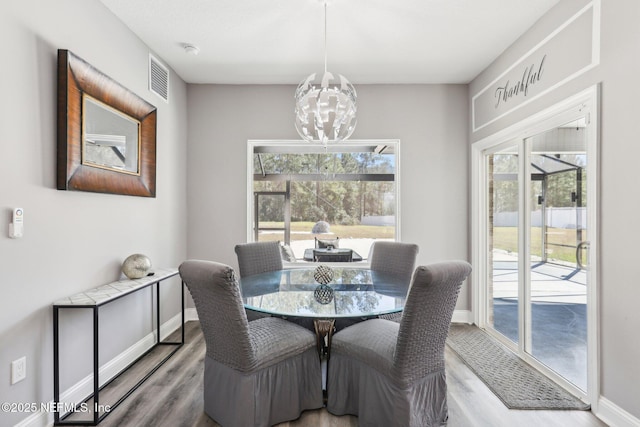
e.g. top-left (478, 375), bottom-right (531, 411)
top-left (239, 267), bottom-right (410, 318)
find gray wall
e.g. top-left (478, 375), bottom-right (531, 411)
top-left (0, 1), bottom-right (187, 425)
top-left (470, 0), bottom-right (640, 419)
top-left (186, 84), bottom-right (470, 307)
top-left (8, 0), bottom-right (638, 425)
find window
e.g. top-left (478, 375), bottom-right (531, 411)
top-left (248, 141), bottom-right (399, 261)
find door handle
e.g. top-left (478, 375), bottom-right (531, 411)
top-left (576, 241), bottom-right (590, 270)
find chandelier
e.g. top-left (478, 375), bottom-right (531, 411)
top-left (294, 1), bottom-right (357, 144)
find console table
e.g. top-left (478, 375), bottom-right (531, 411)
top-left (52, 268), bottom-right (182, 425)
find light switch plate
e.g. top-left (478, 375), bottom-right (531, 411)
top-left (11, 357), bottom-right (26, 384)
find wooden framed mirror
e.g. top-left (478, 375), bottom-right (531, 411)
top-left (57, 49), bottom-right (157, 197)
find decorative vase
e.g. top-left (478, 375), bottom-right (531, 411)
top-left (314, 284), bottom-right (334, 304)
top-left (122, 254), bottom-right (152, 279)
top-left (313, 265), bottom-right (334, 304)
top-left (313, 264), bottom-right (334, 285)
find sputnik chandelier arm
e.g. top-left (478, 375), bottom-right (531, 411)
top-left (294, 0), bottom-right (357, 144)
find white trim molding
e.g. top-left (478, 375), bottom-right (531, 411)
top-left (472, 0), bottom-right (600, 132)
top-left (185, 307), bottom-right (199, 322)
top-left (451, 310), bottom-right (473, 324)
top-left (597, 397), bottom-right (640, 427)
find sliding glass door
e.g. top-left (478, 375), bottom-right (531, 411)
top-left (486, 142), bottom-right (521, 346)
top-left (476, 89), bottom-right (598, 400)
top-left (527, 124), bottom-right (588, 391)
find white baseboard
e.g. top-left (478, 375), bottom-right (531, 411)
top-left (14, 312), bottom-right (186, 427)
top-left (596, 396), bottom-right (640, 427)
top-left (185, 307), bottom-right (198, 322)
top-left (12, 405), bottom-right (48, 427)
top-left (451, 309), bottom-right (473, 324)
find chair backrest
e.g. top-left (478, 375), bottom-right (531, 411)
top-left (369, 241), bottom-right (419, 282)
top-left (234, 241), bottom-right (283, 277)
top-left (179, 260), bottom-right (257, 371)
top-left (313, 249), bottom-right (353, 262)
top-left (315, 237), bottom-right (340, 249)
top-left (393, 261), bottom-right (472, 385)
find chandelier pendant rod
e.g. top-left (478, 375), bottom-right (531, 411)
top-left (294, 0), bottom-right (357, 143)
top-left (323, 1), bottom-right (328, 74)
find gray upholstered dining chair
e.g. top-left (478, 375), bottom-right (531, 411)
top-left (369, 241), bottom-right (419, 282)
top-left (234, 241), bottom-right (284, 320)
top-left (370, 241), bottom-right (419, 323)
top-left (234, 241), bottom-right (283, 277)
top-left (179, 260), bottom-right (323, 427)
top-left (326, 260), bottom-right (472, 427)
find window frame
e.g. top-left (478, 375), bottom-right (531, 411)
top-left (246, 140), bottom-right (401, 260)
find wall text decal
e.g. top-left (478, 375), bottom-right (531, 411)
top-left (494, 55), bottom-right (546, 108)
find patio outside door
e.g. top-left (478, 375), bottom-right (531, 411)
top-left (484, 115), bottom-right (593, 396)
top-left (527, 124), bottom-right (588, 392)
top-left (254, 188), bottom-right (290, 243)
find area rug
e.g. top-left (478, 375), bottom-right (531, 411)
top-left (446, 324), bottom-right (590, 410)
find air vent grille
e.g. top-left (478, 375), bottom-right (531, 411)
top-left (149, 54), bottom-right (169, 102)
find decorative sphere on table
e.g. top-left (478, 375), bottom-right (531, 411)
top-left (313, 265), bottom-right (334, 285)
top-left (122, 254), bottom-right (152, 279)
top-left (314, 284), bottom-right (334, 304)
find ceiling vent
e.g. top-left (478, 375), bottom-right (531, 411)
top-left (149, 54), bottom-right (169, 102)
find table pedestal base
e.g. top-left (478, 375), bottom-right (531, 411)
top-left (313, 319), bottom-right (336, 359)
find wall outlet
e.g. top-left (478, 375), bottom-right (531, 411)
top-left (11, 357), bottom-right (26, 384)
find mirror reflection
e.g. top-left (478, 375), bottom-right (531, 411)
top-left (83, 95), bottom-right (140, 174)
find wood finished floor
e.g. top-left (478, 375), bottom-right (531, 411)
top-left (68, 321), bottom-right (606, 427)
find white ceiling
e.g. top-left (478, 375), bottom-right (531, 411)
top-left (99, 0), bottom-right (560, 85)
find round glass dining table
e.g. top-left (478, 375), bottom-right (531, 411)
top-left (238, 267), bottom-right (411, 357)
top-left (239, 267), bottom-right (410, 318)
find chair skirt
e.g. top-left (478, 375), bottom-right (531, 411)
top-left (204, 347), bottom-right (323, 427)
top-left (327, 353), bottom-right (449, 427)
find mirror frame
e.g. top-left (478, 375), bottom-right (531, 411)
top-left (57, 49), bottom-right (157, 197)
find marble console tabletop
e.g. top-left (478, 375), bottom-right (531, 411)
top-left (53, 267), bottom-right (179, 307)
